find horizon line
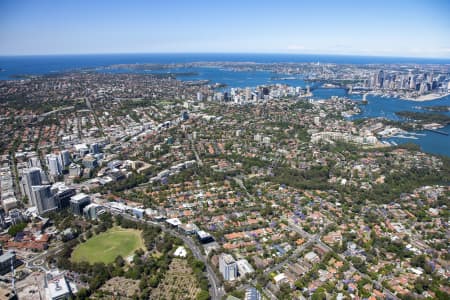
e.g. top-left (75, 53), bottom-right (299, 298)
top-left (1, 51), bottom-right (450, 60)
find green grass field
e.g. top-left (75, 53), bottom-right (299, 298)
top-left (71, 227), bottom-right (144, 264)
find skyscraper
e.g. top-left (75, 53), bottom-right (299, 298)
top-left (409, 74), bottom-right (416, 90)
top-left (21, 167), bottom-right (42, 202)
top-left (377, 70), bottom-right (384, 88)
top-left (90, 143), bottom-right (100, 154)
top-left (31, 185), bottom-right (57, 214)
top-left (60, 150), bottom-right (71, 167)
top-left (46, 154), bottom-right (62, 176)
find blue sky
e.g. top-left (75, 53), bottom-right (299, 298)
top-left (0, 0), bottom-right (449, 57)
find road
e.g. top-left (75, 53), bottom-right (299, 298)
top-left (267, 219), bottom-right (399, 300)
top-left (117, 212), bottom-right (224, 300)
top-left (314, 237), bottom-right (399, 300)
top-left (267, 239), bottom-right (314, 274)
top-left (24, 210), bottom-right (224, 300)
top-left (25, 242), bottom-right (65, 272)
top-left (191, 141), bottom-right (203, 167)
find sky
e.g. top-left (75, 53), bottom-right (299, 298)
top-left (0, 0), bottom-right (449, 57)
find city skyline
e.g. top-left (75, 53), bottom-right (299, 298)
top-left (1, 0), bottom-right (450, 57)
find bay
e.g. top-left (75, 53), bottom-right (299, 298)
top-left (0, 53), bottom-right (449, 157)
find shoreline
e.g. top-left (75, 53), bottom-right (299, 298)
top-left (400, 93), bottom-right (450, 102)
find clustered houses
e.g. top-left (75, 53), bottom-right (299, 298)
top-left (0, 65), bottom-right (448, 299)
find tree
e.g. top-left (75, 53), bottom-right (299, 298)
top-left (196, 290), bottom-right (209, 300)
top-left (115, 255), bottom-right (125, 267)
top-left (76, 288), bottom-right (89, 299)
top-left (311, 287), bottom-right (327, 300)
top-left (8, 222), bottom-right (27, 236)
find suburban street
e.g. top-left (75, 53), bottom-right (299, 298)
top-left (116, 211), bottom-right (225, 300)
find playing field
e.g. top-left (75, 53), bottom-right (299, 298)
top-left (71, 227), bottom-right (145, 264)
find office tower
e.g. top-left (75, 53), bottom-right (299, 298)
top-left (377, 70), bottom-right (384, 88)
top-left (219, 253), bottom-right (237, 281)
top-left (76, 144), bottom-right (90, 157)
top-left (46, 154), bottom-right (62, 176)
top-left (60, 150), bottom-right (71, 167)
top-left (82, 155), bottom-right (98, 169)
top-left (51, 182), bottom-right (76, 210)
top-left (409, 74), bottom-right (416, 89)
top-left (31, 185), bottom-right (57, 214)
top-left (68, 163), bottom-right (81, 177)
top-left (0, 251), bottom-right (16, 275)
top-left (21, 167), bottom-right (42, 202)
top-left (370, 73), bottom-right (377, 88)
top-left (419, 82), bottom-right (428, 95)
top-left (90, 143), bottom-right (100, 154)
top-left (70, 193), bottom-right (91, 216)
top-left (245, 88), bottom-right (252, 101)
top-left (181, 111), bottom-right (189, 121)
top-left (28, 156), bottom-right (42, 168)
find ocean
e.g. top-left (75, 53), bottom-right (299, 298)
top-left (0, 53), bottom-right (449, 157)
top-left (2, 53), bottom-right (450, 81)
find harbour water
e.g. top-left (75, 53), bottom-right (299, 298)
top-left (347, 94), bottom-right (450, 157)
top-left (0, 53), bottom-right (449, 157)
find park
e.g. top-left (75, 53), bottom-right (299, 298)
top-left (71, 227), bottom-right (145, 264)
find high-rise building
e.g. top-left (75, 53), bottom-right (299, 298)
top-left (70, 193), bottom-right (91, 216)
top-left (28, 156), bottom-right (42, 168)
top-left (245, 88), bottom-right (252, 101)
top-left (21, 167), bottom-right (43, 202)
top-left (31, 185), bottom-right (57, 214)
top-left (90, 143), bottom-right (100, 154)
top-left (51, 182), bottom-right (76, 210)
top-left (419, 82), bottom-right (429, 95)
top-left (82, 155), bottom-right (98, 169)
top-left (409, 74), bottom-right (416, 90)
top-left (219, 253), bottom-right (237, 281)
top-left (60, 150), bottom-right (71, 167)
top-left (377, 70), bottom-right (384, 88)
top-left (68, 163), bottom-right (81, 177)
top-left (46, 154), bottom-right (62, 176)
top-left (0, 251), bottom-right (18, 275)
top-left (180, 111), bottom-right (189, 121)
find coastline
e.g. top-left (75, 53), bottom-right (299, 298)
top-left (400, 92), bottom-right (450, 102)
